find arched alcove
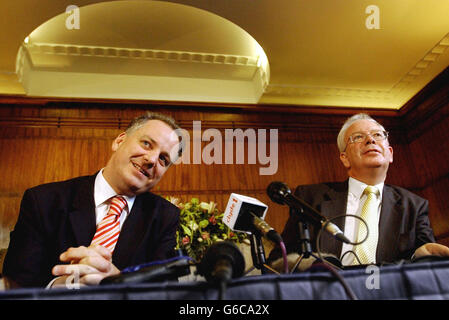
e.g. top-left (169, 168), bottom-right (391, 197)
top-left (16, 0), bottom-right (270, 103)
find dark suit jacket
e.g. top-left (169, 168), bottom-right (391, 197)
top-left (3, 174), bottom-right (180, 287)
top-left (268, 180), bottom-right (435, 265)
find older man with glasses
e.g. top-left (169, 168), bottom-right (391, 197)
top-left (268, 113), bottom-right (449, 269)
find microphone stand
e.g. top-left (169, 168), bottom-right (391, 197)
top-left (249, 233), bottom-right (268, 274)
top-left (291, 212), bottom-right (321, 273)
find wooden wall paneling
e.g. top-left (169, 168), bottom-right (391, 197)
top-left (400, 68), bottom-right (449, 245)
top-left (400, 66), bottom-right (449, 143)
top-left (419, 177), bottom-right (449, 241)
top-left (383, 143), bottom-right (420, 189)
top-left (408, 114), bottom-right (449, 189)
top-left (405, 112), bottom-right (449, 245)
top-left (0, 136), bottom-right (113, 191)
top-left (0, 105), bottom-right (352, 239)
top-left (1, 93), bottom-right (449, 252)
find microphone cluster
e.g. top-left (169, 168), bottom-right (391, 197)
top-left (101, 181), bottom-right (350, 286)
top-left (266, 181), bottom-right (351, 244)
top-left (222, 193), bottom-right (283, 244)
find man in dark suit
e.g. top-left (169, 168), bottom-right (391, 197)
top-left (3, 112), bottom-right (183, 288)
top-left (269, 113), bottom-right (449, 268)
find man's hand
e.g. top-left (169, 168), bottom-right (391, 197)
top-left (51, 245), bottom-right (120, 288)
top-left (414, 243), bottom-right (449, 259)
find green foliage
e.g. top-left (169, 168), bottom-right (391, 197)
top-left (166, 196), bottom-right (247, 262)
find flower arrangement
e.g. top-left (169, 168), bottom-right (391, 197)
top-left (167, 196), bottom-right (248, 262)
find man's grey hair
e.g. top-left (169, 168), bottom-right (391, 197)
top-left (337, 113), bottom-right (386, 152)
top-left (126, 112), bottom-right (180, 133)
top-left (126, 112), bottom-right (184, 158)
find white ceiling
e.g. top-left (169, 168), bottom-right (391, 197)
top-left (1, 0), bottom-right (449, 109)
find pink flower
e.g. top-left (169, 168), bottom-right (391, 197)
top-left (182, 236), bottom-right (190, 245)
top-left (201, 232), bottom-right (210, 240)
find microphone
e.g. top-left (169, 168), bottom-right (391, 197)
top-left (251, 212), bottom-right (283, 243)
top-left (266, 181), bottom-right (351, 244)
top-left (223, 193), bottom-right (283, 243)
top-left (100, 255), bottom-right (192, 285)
top-left (197, 241), bottom-right (245, 283)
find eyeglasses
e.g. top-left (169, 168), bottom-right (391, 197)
top-left (346, 130), bottom-right (389, 147)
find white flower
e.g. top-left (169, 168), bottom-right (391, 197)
top-left (188, 221), bottom-right (198, 231)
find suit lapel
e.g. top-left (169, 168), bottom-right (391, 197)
top-left (318, 181), bottom-right (348, 256)
top-left (68, 175), bottom-right (97, 247)
top-left (377, 185), bottom-right (403, 262)
top-left (112, 193), bottom-right (157, 269)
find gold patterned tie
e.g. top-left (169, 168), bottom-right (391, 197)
top-left (352, 186), bottom-right (379, 265)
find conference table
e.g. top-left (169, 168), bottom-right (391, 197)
top-left (0, 259), bottom-right (448, 300)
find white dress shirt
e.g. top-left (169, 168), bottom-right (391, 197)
top-left (340, 177), bottom-right (384, 266)
top-left (94, 169), bottom-right (136, 228)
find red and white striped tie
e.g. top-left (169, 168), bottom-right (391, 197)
top-left (91, 196), bottom-right (127, 253)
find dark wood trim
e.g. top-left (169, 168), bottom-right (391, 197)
top-left (153, 189), bottom-right (267, 195)
top-left (0, 94), bottom-right (400, 116)
top-left (398, 66), bottom-right (449, 141)
top-left (1, 64), bottom-right (448, 141)
top-left (399, 65), bottom-right (449, 116)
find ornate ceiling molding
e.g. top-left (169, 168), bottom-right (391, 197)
top-left (15, 1), bottom-right (270, 104)
top-left (264, 32), bottom-right (449, 108)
